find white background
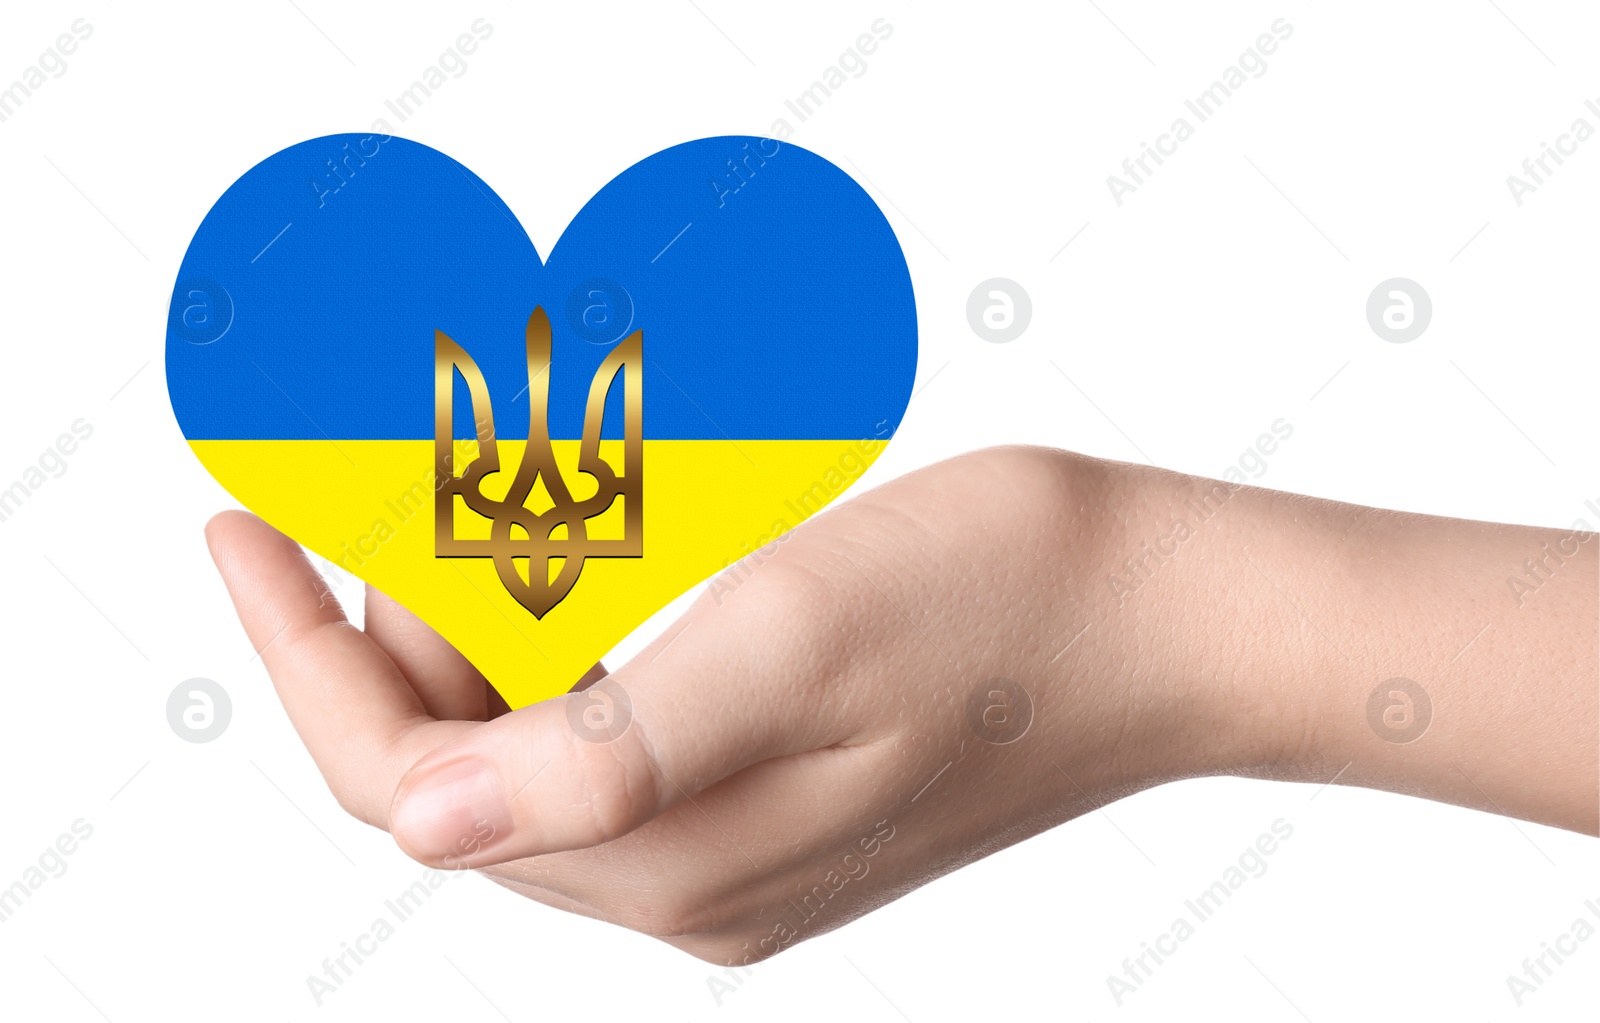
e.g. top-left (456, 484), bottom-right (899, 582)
top-left (1, 1), bottom-right (1597, 1019)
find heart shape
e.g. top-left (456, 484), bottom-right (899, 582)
top-left (167, 134), bottom-right (918, 707)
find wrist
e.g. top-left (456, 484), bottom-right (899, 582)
top-left (1031, 449), bottom-right (1323, 791)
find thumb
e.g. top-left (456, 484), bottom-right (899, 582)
top-left (387, 589), bottom-right (854, 867)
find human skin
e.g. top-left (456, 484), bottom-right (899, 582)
top-left (205, 445), bottom-right (1598, 964)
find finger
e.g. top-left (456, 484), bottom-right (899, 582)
top-left (387, 565), bottom-right (863, 867)
top-left (485, 679), bottom-right (513, 720)
top-left (364, 584), bottom-right (489, 721)
top-left (479, 662), bottom-right (599, 724)
top-left (477, 735), bottom-right (890, 933)
top-left (206, 511), bottom-right (472, 826)
top-left (569, 661), bottom-right (607, 693)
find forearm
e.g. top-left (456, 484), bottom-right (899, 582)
top-left (1056, 449), bottom-right (1599, 833)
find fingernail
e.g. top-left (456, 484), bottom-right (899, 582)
top-left (391, 758), bottom-right (513, 863)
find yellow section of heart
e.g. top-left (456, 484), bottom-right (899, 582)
top-left (189, 439), bottom-right (885, 707)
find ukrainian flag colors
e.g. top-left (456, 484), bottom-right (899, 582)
top-left (168, 135), bottom-right (917, 707)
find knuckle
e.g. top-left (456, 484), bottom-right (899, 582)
top-left (729, 558), bottom-right (854, 676)
top-left (570, 731), bottom-right (657, 845)
top-left (966, 444), bottom-right (1085, 520)
top-left (679, 554), bottom-right (865, 738)
top-left (735, 554), bottom-right (843, 628)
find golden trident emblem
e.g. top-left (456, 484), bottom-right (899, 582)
top-left (434, 307), bottom-right (642, 619)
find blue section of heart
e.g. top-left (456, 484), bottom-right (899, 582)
top-left (166, 134), bottom-right (917, 441)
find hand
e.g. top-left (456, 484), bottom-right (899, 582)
top-left (206, 445), bottom-right (1598, 964)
